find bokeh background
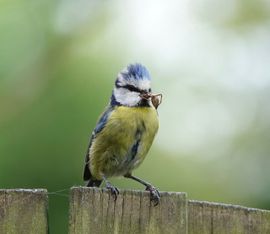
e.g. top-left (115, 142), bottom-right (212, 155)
top-left (1, 0), bottom-right (270, 233)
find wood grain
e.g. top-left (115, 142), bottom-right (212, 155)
top-left (0, 189), bottom-right (48, 234)
top-left (188, 200), bottom-right (270, 234)
top-left (69, 187), bottom-right (187, 234)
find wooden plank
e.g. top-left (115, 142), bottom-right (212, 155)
top-left (0, 189), bottom-right (48, 234)
top-left (188, 200), bottom-right (270, 234)
top-left (69, 187), bottom-right (187, 234)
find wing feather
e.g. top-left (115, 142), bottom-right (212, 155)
top-left (83, 105), bottom-right (114, 181)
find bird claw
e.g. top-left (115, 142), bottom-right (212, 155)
top-left (106, 183), bottom-right (119, 201)
top-left (145, 185), bottom-right (160, 206)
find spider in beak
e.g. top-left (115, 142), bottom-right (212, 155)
top-left (139, 92), bottom-right (163, 109)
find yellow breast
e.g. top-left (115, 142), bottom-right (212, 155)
top-left (90, 106), bottom-right (159, 179)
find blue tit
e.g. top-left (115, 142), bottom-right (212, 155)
top-left (83, 63), bottom-right (162, 205)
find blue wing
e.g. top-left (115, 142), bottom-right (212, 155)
top-left (93, 106), bottom-right (114, 135)
top-left (83, 105), bottom-right (114, 180)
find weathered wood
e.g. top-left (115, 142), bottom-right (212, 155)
top-left (188, 200), bottom-right (270, 234)
top-left (69, 187), bottom-right (187, 234)
top-left (0, 189), bottom-right (48, 234)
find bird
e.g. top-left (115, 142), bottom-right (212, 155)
top-left (83, 63), bottom-right (162, 205)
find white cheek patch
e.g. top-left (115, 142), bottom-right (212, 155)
top-left (114, 88), bottom-right (141, 106)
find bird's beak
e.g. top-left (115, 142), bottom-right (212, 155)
top-left (139, 92), bottom-right (152, 100)
top-left (139, 92), bottom-right (163, 109)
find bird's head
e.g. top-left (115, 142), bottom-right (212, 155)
top-left (111, 63), bottom-right (162, 108)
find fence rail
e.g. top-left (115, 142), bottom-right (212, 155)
top-left (0, 187), bottom-right (270, 234)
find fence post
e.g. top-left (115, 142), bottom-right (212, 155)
top-left (69, 187), bottom-right (187, 234)
top-left (0, 189), bottom-right (48, 234)
top-left (188, 200), bottom-right (270, 234)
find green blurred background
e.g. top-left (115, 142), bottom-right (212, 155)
top-left (1, 0), bottom-right (270, 233)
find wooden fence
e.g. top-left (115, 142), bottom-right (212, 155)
top-left (1, 187), bottom-right (270, 233)
top-left (0, 189), bottom-right (48, 234)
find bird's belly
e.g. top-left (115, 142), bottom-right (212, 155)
top-left (95, 129), bottom-right (149, 177)
top-left (103, 159), bottom-right (135, 177)
top-left (90, 106), bottom-right (159, 179)
top-left (102, 144), bottom-right (145, 177)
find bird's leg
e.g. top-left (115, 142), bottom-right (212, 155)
top-left (103, 176), bottom-right (119, 201)
top-left (124, 173), bottom-right (160, 206)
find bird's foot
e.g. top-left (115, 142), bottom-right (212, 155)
top-left (105, 182), bottom-right (119, 201)
top-left (145, 185), bottom-right (160, 206)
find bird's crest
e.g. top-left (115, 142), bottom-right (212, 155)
top-left (119, 63), bottom-right (151, 82)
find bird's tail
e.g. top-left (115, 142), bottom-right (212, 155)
top-left (84, 162), bottom-right (102, 187)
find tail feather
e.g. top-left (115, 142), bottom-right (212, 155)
top-left (83, 163), bottom-right (91, 181)
top-left (84, 164), bottom-right (102, 187)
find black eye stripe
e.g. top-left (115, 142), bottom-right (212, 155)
top-left (125, 85), bottom-right (141, 92)
top-left (116, 83), bottom-right (151, 94)
top-left (117, 84), bottom-right (141, 93)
